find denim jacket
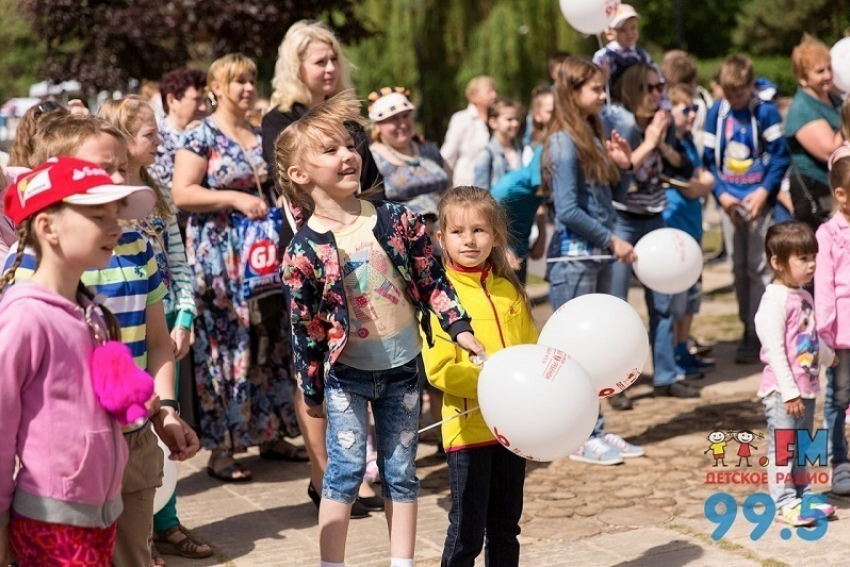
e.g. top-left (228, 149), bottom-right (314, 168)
top-left (473, 136), bottom-right (518, 190)
top-left (282, 200), bottom-right (473, 406)
top-left (545, 131), bottom-right (631, 258)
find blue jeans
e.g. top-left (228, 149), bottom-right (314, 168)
top-left (442, 445), bottom-right (526, 567)
top-left (548, 260), bottom-right (612, 438)
top-left (763, 393), bottom-right (815, 509)
top-left (611, 212), bottom-right (677, 387)
top-left (323, 357), bottom-right (422, 504)
top-left (824, 350), bottom-right (850, 466)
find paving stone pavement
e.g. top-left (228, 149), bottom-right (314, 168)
top-left (163, 264), bottom-right (849, 566)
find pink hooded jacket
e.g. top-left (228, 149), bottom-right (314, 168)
top-left (815, 212), bottom-right (850, 349)
top-left (0, 282), bottom-right (128, 529)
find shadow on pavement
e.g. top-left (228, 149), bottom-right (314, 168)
top-left (622, 398), bottom-right (764, 447)
top-left (188, 504), bottom-right (318, 562)
top-left (611, 539), bottom-right (704, 566)
top-left (176, 455), bottom-right (310, 498)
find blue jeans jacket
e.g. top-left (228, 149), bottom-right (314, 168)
top-left (545, 131), bottom-right (631, 256)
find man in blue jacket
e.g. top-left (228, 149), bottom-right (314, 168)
top-left (704, 55), bottom-right (790, 364)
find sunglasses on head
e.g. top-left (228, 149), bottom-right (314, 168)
top-left (644, 82), bottom-right (664, 94)
top-left (682, 104), bottom-right (699, 116)
top-left (34, 100), bottom-right (62, 118)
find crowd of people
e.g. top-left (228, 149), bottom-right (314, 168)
top-left (1, 4), bottom-right (850, 566)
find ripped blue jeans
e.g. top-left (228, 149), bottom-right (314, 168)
top-left (322, 356), bottom-right (422, 504)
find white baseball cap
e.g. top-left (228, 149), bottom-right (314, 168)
top-left (609, 4), bottom-right (640, 30)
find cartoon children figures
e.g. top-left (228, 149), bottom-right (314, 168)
top-left (734, 430), bottom-right (761, 467)
top-left (705, 430), bottom-right (730, 467)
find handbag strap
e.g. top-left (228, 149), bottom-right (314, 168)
top-left (790, 161), bottom-right (821, 219)
top-left (212, 116), bottom-right (266, 201)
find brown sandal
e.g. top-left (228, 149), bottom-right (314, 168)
top-left (154, 524), bottom-right (214, 559)
top-left (150, 541), bottom-right (166, 566)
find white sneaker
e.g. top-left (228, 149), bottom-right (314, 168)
top-left (569, 438), bottom-right (624, 465)
top-left (832, 463), bottom-right (850, 495)
top-left (603, 433), bottom-right (645, 458)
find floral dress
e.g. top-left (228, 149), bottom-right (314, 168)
top-left (370, 141), bottom-right (449, 217)
top-left (179, 117), bottom-right (298, 452)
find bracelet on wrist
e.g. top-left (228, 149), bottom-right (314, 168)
top-left (160, 399), bottom-right (181, 416)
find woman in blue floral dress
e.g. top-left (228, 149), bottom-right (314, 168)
top-left (172, 54), bottom-right (300, 482)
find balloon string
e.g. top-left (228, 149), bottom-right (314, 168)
top-left (547, 255), bottom-right (615, 263)
top-left (418, 407), bottom-right (480, 435)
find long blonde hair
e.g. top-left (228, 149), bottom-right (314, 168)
top-left (437, 186), bottom-right (529, 306)
top-left (274, 90), bottom-right (366, 213)
top-left (97, 96), bottom-right (171, 219)
top-left (270, 20), bottom-right (353, 112)
top-left (543, 57), bottom-right (619, 195)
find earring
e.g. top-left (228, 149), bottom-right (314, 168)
top-left (208, 91), bottom-right (217, 109)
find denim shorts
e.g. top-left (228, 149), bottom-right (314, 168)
top-left (323, 356), bottom-right (422, 504)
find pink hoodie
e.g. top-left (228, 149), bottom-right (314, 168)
top-left (815, 212), bottom-right (850, 349)
top-left (0, 282), bottom-right (128, 529)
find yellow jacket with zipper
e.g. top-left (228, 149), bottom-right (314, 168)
top-left (422, 263), bottom-right (538, 452)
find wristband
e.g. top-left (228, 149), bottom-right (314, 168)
top-left (175, 311), bottom-right (194, 330)
top-left (160, 399), bottom-right (181, 415)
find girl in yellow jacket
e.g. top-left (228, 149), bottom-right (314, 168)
top-left (423, 185), bottom-right (538, 566)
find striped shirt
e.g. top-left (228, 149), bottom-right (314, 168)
top-left (130, 185), bottom-right (197, 326)
top-left (3, 230), bottom-right (167, 369)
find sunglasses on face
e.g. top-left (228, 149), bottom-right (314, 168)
top-left (682, 104), bottom-right (699, 116)
top-left (644, 82), bottom-right (664, 94)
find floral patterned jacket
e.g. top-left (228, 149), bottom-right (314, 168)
top-left (282, 200), bottom-right (473, 406)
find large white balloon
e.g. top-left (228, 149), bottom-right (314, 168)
top-left (633, 228), bottom-right (703, 294)
top-left (538, 294), bottom-right (648, 399)
top-left (153, 434), bottom-right (178, 515)
top-left (477, 345), bottom-right (599, 462)
top-left (559, 0), bottom-right (620, 35)
top-left (832, 37), bottom-right (850, 94)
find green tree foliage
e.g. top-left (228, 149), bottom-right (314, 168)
top-left (18, 0), bottom-right (369, 92)
top-left (732, 0), bottom-right (849, 56)
top-left (347, 0), bottom-right (595, 140)
top-left (0, 0), bottom-right (45, 101)
top-left (637, 0), bottom-right (741, 58)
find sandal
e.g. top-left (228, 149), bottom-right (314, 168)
top-left (207, 452), bottom-right (252, 483)
top-left (259, 441), bottom-right (309, 462)
top-left (154, 524), bottom-right (214, 559)
top-left (150, 541), bottom-right (166, 566)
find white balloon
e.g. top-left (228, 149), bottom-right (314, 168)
top-left (559, 0), bottom-right (620, 35)
top-left (477, 345), bottom-right (599, 462)
top-left (538, 294), bottom-right (648, 398)
top-left (633, 228), bottom-right (703, 294)
top-left (153, 434), bottom-right (178, 515)
top-left (831, 37), bottom-right (850, 94)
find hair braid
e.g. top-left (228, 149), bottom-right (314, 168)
top-left (0, 221), bottom-right (33, 291)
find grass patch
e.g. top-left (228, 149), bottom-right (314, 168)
top-left (692, 313), bottom-right (743, 342)
top-left (526, 273), bottom-right (546, 286)
top-left (702, 230), bottom-right (723, 256)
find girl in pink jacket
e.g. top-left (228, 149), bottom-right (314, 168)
top-left (0, 158), bottom-right (156, 566)
top-left (755, 221), bottom-right (835, 527)
top-left (815, 153), bottom-right (850, 495)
